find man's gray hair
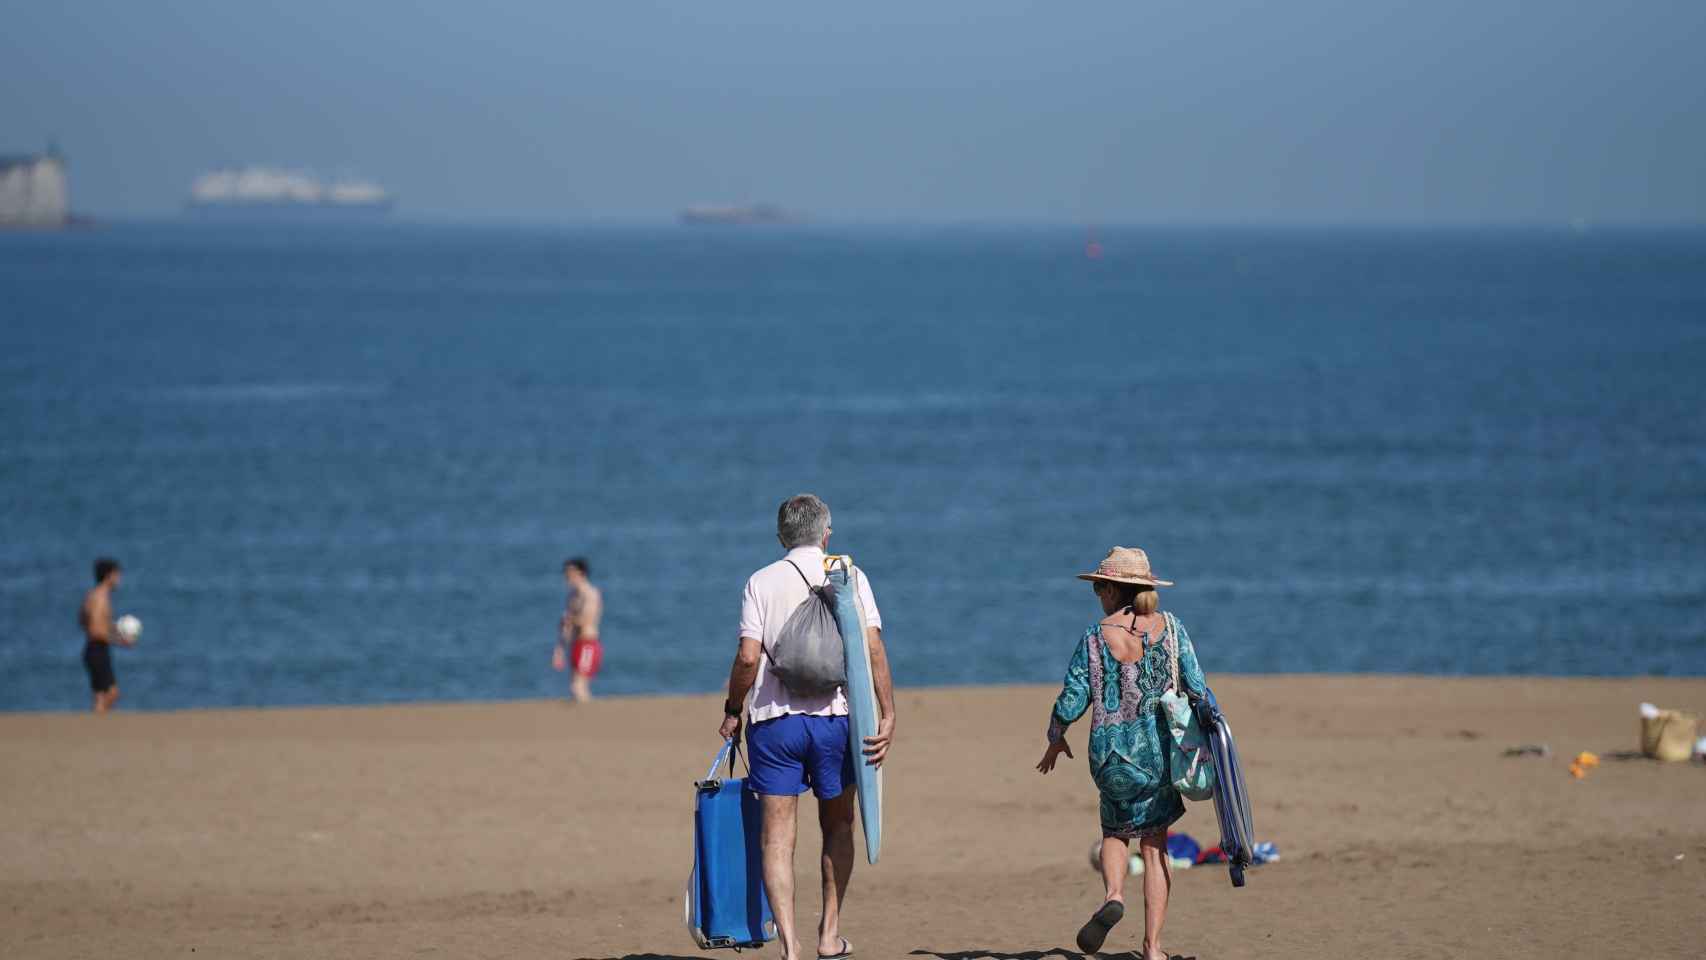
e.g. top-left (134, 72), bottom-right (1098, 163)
top-left (777, 494), bottom-right (831, 549)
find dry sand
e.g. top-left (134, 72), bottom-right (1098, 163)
top-left (4, 677), bottom-right (1704, 959)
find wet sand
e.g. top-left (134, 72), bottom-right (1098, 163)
top-left (4, 676), bottom-right (1704, 959)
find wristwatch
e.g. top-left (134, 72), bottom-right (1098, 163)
top-left (723, 699), bottom-right (743, 718)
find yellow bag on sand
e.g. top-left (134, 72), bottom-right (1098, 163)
top-left (1640, 709), bottom-right (1700, 763)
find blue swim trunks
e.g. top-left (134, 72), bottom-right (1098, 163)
top-left (746, 714), bottom-right (854, 799)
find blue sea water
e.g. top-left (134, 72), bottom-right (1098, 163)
top-left (2, 223), bottom-right (1704, 711)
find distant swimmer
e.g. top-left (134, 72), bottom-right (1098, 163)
top-left (79, 557), bottom-right (134, 713)
top-left (552, 557), bottom-right (604, 702)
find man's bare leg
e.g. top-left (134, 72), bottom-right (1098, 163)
top-left (816, 789), bottom-right (856, 956)
top-left (93, 686), bottom-right (118, 714)
top-left (1100, 835), bottom-right (1130, 904)
top-left (570, 672), bottom-right (592, 702)
top-left (761, 794), bottom-right (801, 960)
top-left (1137, 832), bottom-right (1172, 960)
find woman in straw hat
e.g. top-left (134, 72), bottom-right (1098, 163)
top-left (1036, 546), bottom-right (1207, 960)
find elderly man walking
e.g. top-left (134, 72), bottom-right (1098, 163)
top-left (718, 494), bottom-right (896, 960)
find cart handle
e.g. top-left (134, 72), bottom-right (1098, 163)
top-left (704, 737), bottom-right (737, 782)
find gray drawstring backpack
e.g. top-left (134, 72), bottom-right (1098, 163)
top-left (763, 560), bottom-right (847, 697)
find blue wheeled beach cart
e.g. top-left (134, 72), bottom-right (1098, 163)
top-left (1193, 688), bottom-right (1257, 887)
top-left (685, 738), bottom-right (776, 951)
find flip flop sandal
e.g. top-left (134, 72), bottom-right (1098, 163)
top-left (1075, 900), bottom-right (1125, 955)
top-left (818, 937), bottom-right (853, 960)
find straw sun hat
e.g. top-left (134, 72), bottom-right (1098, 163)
top-left (1076, 546), bottom-right (1174, 588)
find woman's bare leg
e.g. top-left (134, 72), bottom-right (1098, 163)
top-left (1138, 832), bottom-right (1172, 960)
top-left (1099, 836), bottom-right (1130, 903)
top-left (1076, 836), bottom-right (1131, 955)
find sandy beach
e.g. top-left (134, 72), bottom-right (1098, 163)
top-left (5, 676), bottom-right (1703, 959)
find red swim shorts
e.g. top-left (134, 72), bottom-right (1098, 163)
top-left (569, 637), bottom-right (603, 678)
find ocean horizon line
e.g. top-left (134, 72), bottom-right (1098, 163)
top-left (29, 214), bottom-right (1706, 233)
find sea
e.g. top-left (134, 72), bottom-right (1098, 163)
top-left (3, 223), bottom-right (1704, 711)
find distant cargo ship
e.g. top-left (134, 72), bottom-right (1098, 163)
top-left (186, 167), bottom-right (393, 220)
top-left (679, 203), bottom-right (798, 226)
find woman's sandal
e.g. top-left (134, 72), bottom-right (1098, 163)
top-left (1075, 900), bottom-right (1125, 955)
top-left (818, 936), bottom-right (853, 960)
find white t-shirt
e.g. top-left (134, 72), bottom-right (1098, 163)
top-left (739, 545), bottom-right (882, 724)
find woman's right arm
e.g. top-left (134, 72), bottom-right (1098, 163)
top-left (1038, 636), bottom-right (1090, 773)
top-left (1046, 635), bottom-right (1091, 743)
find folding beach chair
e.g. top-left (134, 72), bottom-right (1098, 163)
top-left (1192, 688), bottom-right (1257, 887)
top-left (685, 738), bottom-right (776, 950)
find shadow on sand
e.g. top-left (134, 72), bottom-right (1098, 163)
top-left (910, 952), bottom-right (1194, 960)
top-left (573, 950), bottom-right (1191, 960)
top-left (910, 951), bottom-right (1087, 960)
top-left (572, 949), bottom-right (1195, 960)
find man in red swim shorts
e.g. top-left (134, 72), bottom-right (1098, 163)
top-left (552, 557), bottom-right (604, 702)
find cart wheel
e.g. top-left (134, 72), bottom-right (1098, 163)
top-left (1230, 864), bottom-right (1246, 887)
top-left (685, 873), bottom-right (709, 948)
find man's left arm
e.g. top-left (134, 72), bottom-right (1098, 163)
top-left (718, 636), bottom-right (762, 741)
top-left (862, 626), bottom-right (896, 767)
top-left (720, 578), bottom-right (765, 739)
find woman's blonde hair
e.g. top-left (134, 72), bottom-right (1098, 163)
top-left (1105, 582), bottom-right (1159, 615)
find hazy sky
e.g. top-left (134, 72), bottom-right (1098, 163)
top-left (4, 1), bottom-right (1703, 222)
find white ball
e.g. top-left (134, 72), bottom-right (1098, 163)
top-left (1089, 840), bottom-right (1149, 876)
top-left (115, 615), bottom-right (142, 642)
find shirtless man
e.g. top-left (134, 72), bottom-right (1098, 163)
top-left (552, 557), bottom-right (604, 702)
top-left (79, 557), bottom-right (133, 713)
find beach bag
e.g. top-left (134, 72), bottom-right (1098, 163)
top-left (762, 560), bottom-right (846, 697)
top-left (1161, 692), bottom-right (1216, 801)
top-left (1160, 613), bottom-right (1216, 802)
top-left (685, 739), bottom-right (776, 951)
top-left (1640, 707), bottom-right (1701, 763)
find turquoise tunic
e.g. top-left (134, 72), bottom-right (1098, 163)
top-left (1047, 612), bottom-right (1207, 838)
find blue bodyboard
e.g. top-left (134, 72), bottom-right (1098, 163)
top-left (1192, 687), bottom-right (1256, 887)
top-left (686, 741), bottom-right (775, 950)
top-left (825, 556), bottom-right (883, 865)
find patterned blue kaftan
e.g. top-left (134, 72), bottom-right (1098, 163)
top-left (1047, 612), bottom-right (1208, 839)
